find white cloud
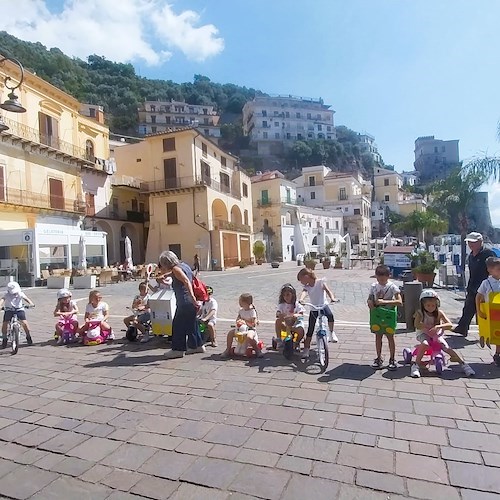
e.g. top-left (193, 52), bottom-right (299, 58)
top-left (486, 182), bottom-right (500, 228)
top-left (0, 0), bottom-right (224, 65)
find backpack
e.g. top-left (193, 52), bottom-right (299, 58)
top-left (192, 276), bottom-right (209, 302)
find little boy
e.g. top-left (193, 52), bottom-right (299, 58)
top-left (367, 265), bottom-right (402, 370)
top-left (476, 256), bottom-right (500, 366)
top-left (0, 281), bottom-right (35, 347)
top-left (124, 282), bottom-right (151, 343)
top-left (199, 286), bottom-right (218, 347)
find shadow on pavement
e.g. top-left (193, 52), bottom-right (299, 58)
top-left (318, 362), bottom-right (375, 383)
top-left (84, 352), bottom-right (166, 367)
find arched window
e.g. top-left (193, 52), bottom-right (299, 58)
top-left (86, 140), bottom-right (95, 162)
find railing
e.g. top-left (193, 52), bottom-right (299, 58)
top-left (1, 116), bottom-right (90, 161)
top-left (213, 219), bottom-right (251, 233)
top-left (0, 187), bottom-right (85, 213)
top-left (140, 175), bottom-right (241, 199)
top-left (127, 211), bottom-right (145, 223)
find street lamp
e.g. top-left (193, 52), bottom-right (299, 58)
top-left (0, 52), bottom-right (26, 113)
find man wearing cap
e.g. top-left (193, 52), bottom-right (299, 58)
top-left (454, 232), bottom-right (495, 336)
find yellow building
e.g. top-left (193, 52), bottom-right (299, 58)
top-left (0, 57), bottom-right (110, 284)
top-left (114, 127), bottom-right (253, 269)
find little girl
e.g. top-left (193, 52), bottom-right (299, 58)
top-left (275, 283), bottom-right (305, 349)
top-left (78, 290), bottom-right (114, 340)
top-left (221, 293), bottom-right (262, 358)
top-left (411, 289), bottom-right (474, 378)
top-left (54, 288), bottom-right (79, 344)
top-left (297, 268), bottom-right (338, 358)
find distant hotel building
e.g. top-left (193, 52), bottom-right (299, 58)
top-left (357, 133), bottom-right (381, 163)
top-left (138, 100), bottom-right (221, 140)
top-left (414, 135), bottom-right (459, 184)
top-left (242, 95), bottom-right (335, 155)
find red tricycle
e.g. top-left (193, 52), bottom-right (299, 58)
top-left (403, 337), bottom-right (446, 375)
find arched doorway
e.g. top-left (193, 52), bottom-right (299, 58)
top-left (94, 220), bottom-right (113, 265)
top-left (120, 223), bottom-right (139, 264)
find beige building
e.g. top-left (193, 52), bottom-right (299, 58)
top-left (295, 166), bottom-right (372, 248)
top-left (0, 58), bottom-right (110, 283)
top-left (114, 127), bottom-right (253, 269)
top-left (138, 100), bottom-right (221, 140)
top-left (252, 170), bottom-right (343, 261)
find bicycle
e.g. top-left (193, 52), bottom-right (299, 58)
top-left (302, 301), bottom-right (338, 372)
top-left (2, 306), bottom-right (33, 355)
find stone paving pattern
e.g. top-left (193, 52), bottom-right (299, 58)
top-left (0, 262), bottom-right (498, 499)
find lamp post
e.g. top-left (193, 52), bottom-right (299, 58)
top-left (0, 52), bottom-right (26, 133)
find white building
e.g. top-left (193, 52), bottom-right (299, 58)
top-left (414, 135), bottom-right (459, 183)
top-left (242, 95), bottom-right (335, 155)
top-left (358, 133), bottom-right (381, 163)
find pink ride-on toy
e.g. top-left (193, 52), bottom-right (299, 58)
top-left (58, 315), bottom-right (77, 345)
top-left (82, 320), bottom-right (112, 346)
top-left (403, 337), bottom-right (446, 375)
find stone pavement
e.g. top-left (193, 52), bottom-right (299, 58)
top-left (0, 262), bottom-right (498, 499)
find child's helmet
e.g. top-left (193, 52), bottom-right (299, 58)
top-left (57, 288), bottom-right (72, 299)
top-left (206, 285), bottom-right (213, 295)
top-left (419, 289), bottom-right (440, 305)
top-left (6, 282), bottom-right (21, 295)
top-left (280, 283), bottom-right (295, 293)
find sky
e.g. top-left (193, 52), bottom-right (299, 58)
top-left (2, 0), bottom-right (500, 224)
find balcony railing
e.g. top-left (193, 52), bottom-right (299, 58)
top-left (141, 175), bottom-right (241, 199)
top-left (213, 219), bottom-right (251, 233)
top-left (1, 116), bottom-right (91, 162)
top-left (0, 187), bottom-right (85, 213)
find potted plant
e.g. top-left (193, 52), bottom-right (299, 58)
top-left (334, 255), bottom-right (343, 269)
top-left (253, 240), bottom-right (265, 265)
top-left (304, 254), bottom-right (317, 270)
top-left (239, 260), bottom-right (248, 268)
top-left (413, 251), bottom-right (439, 287)
top-left (325, 241), bottom-right (334, 256)
top-left (271, 261), bottom-right (280, 268)
top-left (322, 254), bottom-right (331, 269)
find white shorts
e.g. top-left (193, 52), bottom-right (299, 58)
top-left (416, 332), bottom-right (449, 349)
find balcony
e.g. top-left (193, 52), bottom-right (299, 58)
top-left (140, 175), bottom-right (241, 199)
top-left (213, 219), bottom-right (251, 233)
top-left (111, 174), bottom-right (142, 189)
top-left (126, 210), bottom-right (145, 223)
top-left (0, 187), bottom-right (85, 214)
top-left (0, 116), bottom-right (92, 165)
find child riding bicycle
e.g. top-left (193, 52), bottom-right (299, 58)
top-left (0, 281), bottom-right (34, 347)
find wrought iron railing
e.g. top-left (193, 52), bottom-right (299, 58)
top-left (0, 187), bottom-right (85, 213)
top-left (213, 219), bottom-right (251, 233)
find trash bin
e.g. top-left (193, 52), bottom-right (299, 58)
top-left (149, 288), bottom-right (176, 338)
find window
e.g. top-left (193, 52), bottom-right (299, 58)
top-left (434, 146), bottom-right (438, 153)
top-left (262, 120), bottom-right (268, 128)
top-left (242, 183), bottom-right (248, 197)
top-left (220, 173), bottom-right (230, 193)
top-left (308, 176), bottom-right (315, 186)
top-left (244, 210), bottom-right (249, 226)
top-left (384, 195), bottom-right (390, 201)
top-left (49, 178), bottom-right (64, 210)
top-left (221, 156), bottom-right (227, 167)
top-left (202, 142), bottom-right (208, 157)
top-left (163, 138), bottom-right (175, 152)
top-left (286, 133), bottom-right (291, 139)
top-left (285, 112), bottom-right (289, 118)
top-left (297, 133), bottom-right (302, 140)
top-left (164, 158), bottom-right (177, 188)
top-left (151, 126), bottom-right (157, 133)
top-left (131, 199), bottom-right (138, 211)
top-left (274, 122), bottom-right (279, 127)
top-left (339, 187), bottom-right (347, 200)
top-left (204, 129), bottom-right (209, 136)
top-left (310, 192), bottom-right (316, 200)
top-left (354, 208), bottom-right (361, 215)
top-left (166, 202), bottom-right (178, 224)
top-left (169, 244), bottom-right (181, 259)
top-left (139, 202), bottom-right (145, 213)
top-left (263, 132), bottom-right (268, 139)
top-left (296, 112), bottom-right (301, 118)
top-left (275, 133), bottom-right (280, 139)
top-left (203, 108), bottom-right (208, 115)
top-left (318, 125), bottom-right (322, 131)
top-left (85, 193), bottom-right (95, 216)
top-left (327, 126), bottom-right (331, 131)
top-left (326, 221), bottom-right (329, 229)
top-left (442, 146), bottom-right (446, 152)
top-left (262, 110), bottom-right (267, 117)
top-left (307, 113), bottom-right (311, 119)
top-left (274, 111), bottom-right (279, 116)
top-left (384, 178), bottom-right (389, 186)
top-left (85, 140), bottom-right (95, 162)
top-left (261, 190), bottom-right (269, 204)
top-left (150, 105), bottom-right (156, 112)
top-left (372, 211), bottom-right (375, 216)
top-left (203, 118), bottom-right (209, 125)
top-left (151, 115), bottom-right (156, 123)
top-left (335, 221), bottom-right (339, 230)
top-left (39, 112), bottom-right (59, 149)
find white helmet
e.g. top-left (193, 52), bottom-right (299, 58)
top-left (420, 289), bottom-right (440, 305)
top-left (57, 288), bottom-right (71, 299)
top-left (6, 281), bottom-right (21, 295)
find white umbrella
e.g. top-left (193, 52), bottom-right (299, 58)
top-left (78, 235), bottom-right (87, 270)
top-left (124, 236), bottom-right (134, 269)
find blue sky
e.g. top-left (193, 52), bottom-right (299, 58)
top-left (4, 0), bottom-right (500, 222)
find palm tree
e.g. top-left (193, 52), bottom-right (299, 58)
top-left (430, 166), bottom-right (489, 274)
top-left (464, 123), bottom-right (500, 180)
top-left (393, 209), bottom-right (447, 243)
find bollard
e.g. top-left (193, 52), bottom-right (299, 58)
top-left (403, 281), bottom-right (423, 331)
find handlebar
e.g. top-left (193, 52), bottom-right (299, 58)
top-left (300, 301), bottom-right (339, 311)
top-left (2, 305), bottom-right (34, 311)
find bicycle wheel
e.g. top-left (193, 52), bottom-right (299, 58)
top-left (316, 331), bottom-right (329, 372)
top-left (11, 323), bottom-right (20, 355)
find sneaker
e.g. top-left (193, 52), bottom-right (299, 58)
top-left (26, 334), bottom-right (33, 346)
top-left (186, 345), bottom-right (206, 355)
top-left (387, 359), bottom-right (398, 371)
top-left (493, 353), bottom-right (500, 367)
top-left (210, 340), bottom-right (218, 348)
top-left (107, 331), bottom-right (115, 342)
top-left (452, 328), bottom-right (467, 337)
top-left (328, 331), bottom-right (339, 343)
top-left (301, 347), bottom-right (310, 359)
top-left (371, 357), bottom-right (383, 369)
top-left (411, 363), bottom-right (421, 378)
top-left (462, 363), bottom-right (475, 377)
top-left (1, 338), bottom-right (7, 349)
top-left (140, 332), bottom-right (151, 343)
top-left (164, 349), bottom-right (185, 359)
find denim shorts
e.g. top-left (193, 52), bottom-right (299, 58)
top-left (3, 309), bottom-right (26, 322)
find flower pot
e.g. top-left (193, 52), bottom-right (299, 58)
top-left (415, 272), bottom-right (436, 288)
top-left (47, 276), bottom-right (70, 289)
top-left (271, 261), bottom-right (280, 269)
top-left (73, 275), bottom-right (97, 289)
top-left (322, 260), bottom-right (331, 269)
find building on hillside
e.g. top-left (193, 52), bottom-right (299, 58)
top-left (138, 100), bottom-right (221, 141)
top-left (400, 170), bottom-right (418, 187)
top-left (251, 170), bottom-right (343, 262)
top-left (414, 135), bottom-right (459, 184)
top-left (78, 109), bottom-right (147, 265)
top-left (371, 166), bottom-right (426, 238)
top-left (114, 127), bottom-right (253, 270)
top-left (294, 166), bottom-right (372, 249)
top-left (357, 133), bottom-right (381, 163)
top-left (0, 58), bottom-right (110, 285)
top-left (242, 95), bottom-right (335, 156)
